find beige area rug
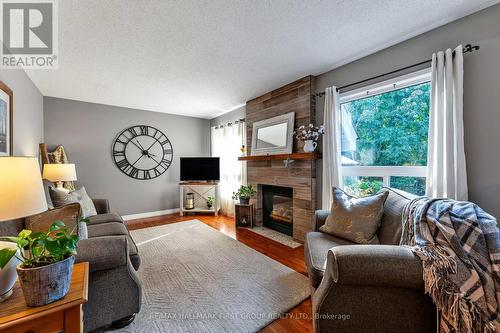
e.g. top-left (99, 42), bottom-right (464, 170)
top-left (111, 220), bottom-right (310, 333)
top-left (247, 227), bottom-right (302, 249)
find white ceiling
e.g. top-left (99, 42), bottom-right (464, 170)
top-left (26, 0), bottom-right (499, 119)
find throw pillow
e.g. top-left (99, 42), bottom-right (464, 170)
top-left (320, 187), bottom-right (389, 244)
top-left (26, 203), bottom-right (87, 239)
top-left (49, 186), bottom-right (97, 218)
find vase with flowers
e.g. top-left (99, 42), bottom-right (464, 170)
top-left (294, 124), bottom-right (325, 152)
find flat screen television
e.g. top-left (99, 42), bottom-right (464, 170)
top-left (180, 157), bottom-right (220, 182)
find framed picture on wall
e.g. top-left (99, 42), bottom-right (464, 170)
top-left (0, 81), bottom-right (13, 156)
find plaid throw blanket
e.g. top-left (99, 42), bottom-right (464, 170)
top-left (401, 198), bottom-right (500, 333)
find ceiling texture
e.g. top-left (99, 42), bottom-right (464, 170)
top-left (26, 0), bottom-right (499, 119)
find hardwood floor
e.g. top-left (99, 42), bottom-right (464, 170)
top-left (126, 213), bottom-right (313, 333)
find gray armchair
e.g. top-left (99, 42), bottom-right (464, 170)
top-left (305, 188), bottom-right (436, 333)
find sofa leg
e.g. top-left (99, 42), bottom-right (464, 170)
top-left (111, 314), bottom-right (136, 329)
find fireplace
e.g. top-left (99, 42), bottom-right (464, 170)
top-left (262, 185), bottom-right (293, 236)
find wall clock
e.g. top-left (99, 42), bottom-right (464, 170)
top-left (112, 125), bottom-right (173, 180)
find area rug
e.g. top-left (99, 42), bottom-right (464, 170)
top-left (247, 227), bottom-right (302, 249)
top-left (111, 220), bottom-right (310, 333)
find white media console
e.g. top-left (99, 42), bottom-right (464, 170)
top-left (179, 182), bottom-right (220, 216)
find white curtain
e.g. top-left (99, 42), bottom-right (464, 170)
top-left (211, 121), bottom-right (246, 216)
top-left (322, 86), bottom-right (342, 209)
top-left (426, 45), bottom-right (468, 200)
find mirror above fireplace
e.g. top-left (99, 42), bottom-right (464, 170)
top-left (251, 112), bottom-right (294, 155)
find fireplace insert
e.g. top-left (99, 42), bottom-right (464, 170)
top-left (262, 185), bottom-right (293, 236)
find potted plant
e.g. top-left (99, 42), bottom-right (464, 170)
top-left (0, 220), bottom-right (83, 307)
top-left (294, 124), bottom-right (325, 152)
top-left (206, 196), bottom-right (215, 209)
top-left (232, 185), bottom-right (256, 205)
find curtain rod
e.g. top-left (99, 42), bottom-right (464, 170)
top-left (315, 43), bottom-right (479, 97)
top-left (213, 118), bottom-right (245, 129)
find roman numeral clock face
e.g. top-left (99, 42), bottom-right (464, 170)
top-left (112, 125), bottom-right (173, 180)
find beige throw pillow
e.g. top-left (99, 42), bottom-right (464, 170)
top-left (49, 186), bottom-right (97, 218)
top-left (320, 187), bottom-right (389, 244)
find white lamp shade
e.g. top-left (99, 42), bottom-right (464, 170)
top-left (0, 157), bottom-right (48, 222)
top-left (42, 163), bottom-right (77, 182)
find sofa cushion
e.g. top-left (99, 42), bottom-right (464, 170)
top-left (87, 222), bottom-right (140, 270)
top-left (305, 231), bottom-right (355, 288)
top-left (87, 222), bottom-right (128, 238)
top-left (87, 213), bottom-right (123, 225)
top-left (320, 188), bottom-right (389, 244)
top-left (49, 186), bottom-right (97, 218)
top-left (378, 188), bottom-right (416, 245)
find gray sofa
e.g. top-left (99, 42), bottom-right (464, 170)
top-left (0, 198), bottom-right (142, 333)
top-left (305, 188), bottom-right (436, 333)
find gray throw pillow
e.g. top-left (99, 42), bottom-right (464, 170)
top-left (49, 186), bottom-right (97, 218)
top-left (320, 187), bottom-right (389, 244)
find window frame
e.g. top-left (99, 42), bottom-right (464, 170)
top-left (339, 68), bottom-right (431, 191)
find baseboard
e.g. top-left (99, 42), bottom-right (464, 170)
top-left (122, 208), bottom-right (180, 221)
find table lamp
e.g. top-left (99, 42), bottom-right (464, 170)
top-left (0, 157), bottom-right (48, 302)
top-left (42, 163), bottom-right (77, 193)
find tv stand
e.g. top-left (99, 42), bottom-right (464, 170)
top-left (179, 182), bottom-right (220, 216)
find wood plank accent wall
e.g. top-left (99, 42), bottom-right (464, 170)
top-left (246, 76), bottom-right (317, 241)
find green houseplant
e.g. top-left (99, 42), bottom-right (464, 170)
top-left (206, 196), bottom-right (215, 209)
top-left (232, 185), bottom-right (256, 205)
top-left (0, 220), bottom-right (85, 306)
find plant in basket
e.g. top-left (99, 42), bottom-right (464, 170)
top-left (0, 219), bottom-right (87, 306)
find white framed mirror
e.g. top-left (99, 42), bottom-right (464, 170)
top-left (251, 112), bottom-right (295, 155)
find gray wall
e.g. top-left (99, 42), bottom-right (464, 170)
top-left (210, 105), bottom-right (246, 127)
top-left (315, 4), bottom-right (500, 218)
top-left (0, 69), bottom-right (43, 156)
top-left (44, 97), bottom-right (211, 216)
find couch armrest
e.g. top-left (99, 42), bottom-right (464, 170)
top-left (313, 210), bottom-right (330, 231)
top-left (92, 199), bottom-right (110, 214)
top-left (327, 245), bottom-right (423, 289)
top-left (76, 235), bottom-right (128, 273)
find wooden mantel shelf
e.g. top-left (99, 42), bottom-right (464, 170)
top-left (238, 152), bottom-right (322, 161)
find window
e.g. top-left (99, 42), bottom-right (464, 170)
top-left (340, 69), bottom-right (431, 196)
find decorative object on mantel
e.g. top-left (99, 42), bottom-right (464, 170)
top-left (294, 124), bottom-right (325, 153)
top-left (232, 185), bottom-right (256, 205)
top-left (251, 112), bottom-right (295, 156)
top-left (42, 163), bottom-right (77, 193)
top-left (112, 125), bottom-right (173, 180)
top-left (0, 157), bottom-right (48, 303)
top-left (0, 81), bottom-right (13, 157)
top-left (240, 144), bottom-right (247, 156)
top-left (238, 152), bottom-right (322, 169)
top-left (235, 203), bottom-right (253, 228)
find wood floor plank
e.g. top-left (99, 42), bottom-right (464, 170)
top-left (126, 213), bottom-right (312, 333)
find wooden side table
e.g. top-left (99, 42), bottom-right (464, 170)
top-left (0, 262), bottom-right (89, 333)
top-left (235, 203), bottom-right (253, 228)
